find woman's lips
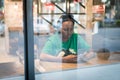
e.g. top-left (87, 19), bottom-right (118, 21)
top-left (62, 36), bottom-right (70, 41)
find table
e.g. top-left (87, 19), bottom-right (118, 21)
top-left (0, 61), bottom-right (39, 78)
top-left (0, 52), bottom-right (120, 78)
top-left (1, 63), bottom-right (120, 80)
top-left (0, 62), bottom-right (24, 78)
top-left (36, 52), bottom-right (120, 72)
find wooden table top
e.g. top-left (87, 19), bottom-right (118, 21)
top-left (0, 52), bottom-right (120, 78)
top-left (36, 52), bottom-right (120, 72)
top-left (0, 62), bottom-right (24, 78)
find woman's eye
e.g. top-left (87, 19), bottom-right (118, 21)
top-left (63, 29), bottom-right (68, 31)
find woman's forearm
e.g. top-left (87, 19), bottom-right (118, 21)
top-left (40, 53), bottom-right (77, 63)
top-left (40, 53), bottom-right (63, 62)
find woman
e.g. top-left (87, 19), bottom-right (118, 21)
top-left (40, 14), bottom-right (91, 63)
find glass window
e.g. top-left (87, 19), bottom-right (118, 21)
top-left (0, 0), bottom-right (120, 80)
top-left (33, 0), bottom-right (120, 76)
top-left (0, 0), bottom-right (24, 79)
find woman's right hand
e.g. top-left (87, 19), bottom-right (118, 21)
top-left (62, 55), bottom-right (77, 63)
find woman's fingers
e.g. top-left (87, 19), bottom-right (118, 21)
top-left (63, 55), bottom-right (77, 63)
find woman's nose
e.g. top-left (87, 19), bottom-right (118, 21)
top-left (67, 30), bottom-right (72, 34)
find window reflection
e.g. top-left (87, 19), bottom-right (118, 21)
top-left (0, 0), bottom-right (25, 79)
top-left (34, 0), bottom-right (120, 74)
top-left (0, 0), bottom-right (120, 80)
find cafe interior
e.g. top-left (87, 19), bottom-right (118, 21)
top-left (0, 0), bottom-right (120, 80)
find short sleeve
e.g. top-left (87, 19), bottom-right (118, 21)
top-left (42, 38), bottom-right (54, 55)
top-left (77, 35), bottom-right (90, 51)
top-left (41, 34), bottom-right (62, 56)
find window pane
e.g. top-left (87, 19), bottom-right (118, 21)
top-left (34, 0), bottom-right (120, 75)
top-left (92, 0), bottom-right (120, 65)
top-left (31, 0), bottom-right (120, 80)
top-left (0, 0), bottom-right (24, 79)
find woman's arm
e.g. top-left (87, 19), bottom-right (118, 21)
top-left (40, 53), bottom-right (77, 63)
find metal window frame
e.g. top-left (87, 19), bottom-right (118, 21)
top-left (23, 0), bottom-right (35, 80)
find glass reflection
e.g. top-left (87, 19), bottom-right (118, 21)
top-left (34, 0), bottom-right (120, 76)
top-left (0, 0), bottom-right (24, 79)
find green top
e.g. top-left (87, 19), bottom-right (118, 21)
top-left (62, 33), bottom-right (77, 54)
top-left (42, 33), bottom-right (90, 56)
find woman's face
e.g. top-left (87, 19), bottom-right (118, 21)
top-left (61, 21), bottom-right (74, 42)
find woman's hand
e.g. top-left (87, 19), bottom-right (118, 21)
top-left (62, 55), bottom-right (77, 63)
top-left (40, 53), bottom-right (77, 63)
top-left (79, 51), bottom-right (96, 61)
